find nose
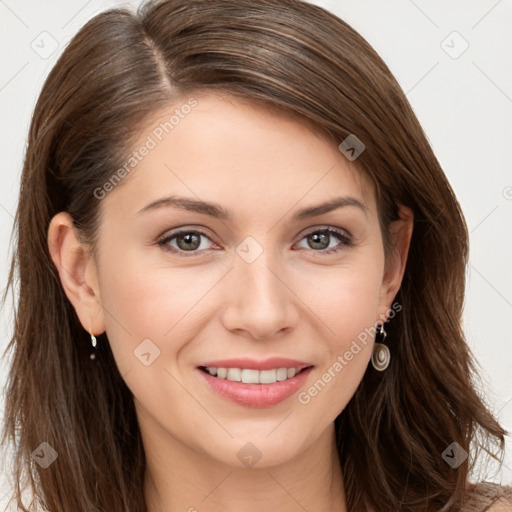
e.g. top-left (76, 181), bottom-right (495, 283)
top-left (220, 246), bottom-right (300, 340)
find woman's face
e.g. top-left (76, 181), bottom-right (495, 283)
top-left (57, 92), bottom-right (410, 468)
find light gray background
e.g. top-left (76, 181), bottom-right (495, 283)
top-left (1, 0), bottom-right (511, 508)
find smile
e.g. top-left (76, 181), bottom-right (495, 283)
top-left (196, 358), bottom-right (314, 408)
top-left (200, 366), bottom-right (308, 384)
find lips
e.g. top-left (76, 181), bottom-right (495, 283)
top-left (195, 357), bottom-right (314, 408)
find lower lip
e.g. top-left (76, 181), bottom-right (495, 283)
top-left (197, 367), bottom-right (313, 408)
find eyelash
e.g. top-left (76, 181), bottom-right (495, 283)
top-left (157, 226), bottom-right (353, 258)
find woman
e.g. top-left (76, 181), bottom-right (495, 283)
top-left (1, 0), bottom-right (511, 510)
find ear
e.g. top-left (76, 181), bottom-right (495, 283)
top-left (377, 203), bottom-right (414, 321)
top-left (47, 212), bottom-right (105, 335)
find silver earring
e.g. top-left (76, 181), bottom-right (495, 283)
top-left (89, 324), bottom-right (97, 360)
top-left (371, 323), bottom-right (390, 371)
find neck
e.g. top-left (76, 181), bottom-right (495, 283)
top-left (143, 422), bottom-right (347, 512)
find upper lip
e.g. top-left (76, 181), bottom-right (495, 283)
top-left (198, 357), bottom-right (313, 371)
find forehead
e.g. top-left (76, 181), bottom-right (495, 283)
top-left (100, 91), bottom-right (376, 219)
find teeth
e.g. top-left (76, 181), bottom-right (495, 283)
top-left (204, 366), bottom-right (304, 384)
top-left (241, 369), bottom-right (259, 384)
top-left (227, 368), bottom-right (241, 381)
top-left (259, 369), bottom-right (276, 384)
top-left (276, 368), bottom-right (287, 381)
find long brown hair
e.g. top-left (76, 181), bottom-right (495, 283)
top-left (1, 0), bottom-right (506, 510)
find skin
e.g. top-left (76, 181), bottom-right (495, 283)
top-left (48, 92), bottom-right (414, 512)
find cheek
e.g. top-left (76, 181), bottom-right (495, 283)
top-left (96, 246), bottom-right (226, 372)
top-left (297, 252), bottom-right (384, 340)
top-left (291, 254), bottom-right (383, 421)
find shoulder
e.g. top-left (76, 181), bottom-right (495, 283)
top-left (486, 500), bottom-right (512, 512)
top-left (486, 501), bottom-right (512, 512)
top-left (462, 482), bottom-right (512, 512)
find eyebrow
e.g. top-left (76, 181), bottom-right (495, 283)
top-left (136, 195), bottom-right (368, 221)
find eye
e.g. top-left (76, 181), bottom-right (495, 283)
top-left (295, 227), bottom-right (353, 254)
top-left (157, 226), bottom-right (353, 258)
top-left (158, 229), bottom-right (216, 257)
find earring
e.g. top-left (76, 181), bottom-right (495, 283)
top-left (89, 323), bottom-right (97, 360)
top-left (371, 323), bottom-right (390, 371)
